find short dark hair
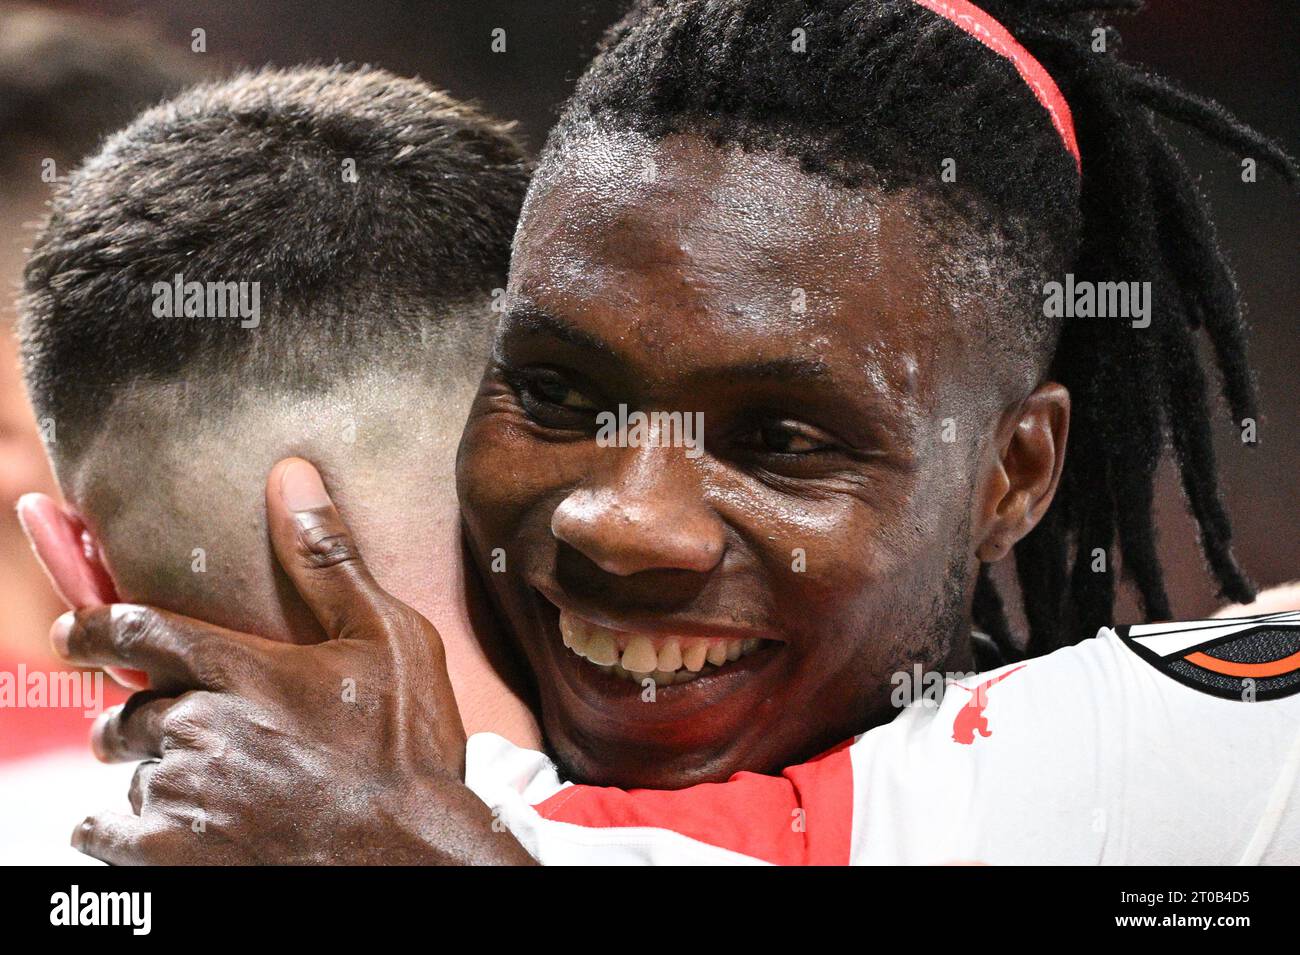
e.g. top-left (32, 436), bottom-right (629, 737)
top-left (545, 0), bottom-right (1298, 654)
top-left (21, 64), bottom-right (529, 464)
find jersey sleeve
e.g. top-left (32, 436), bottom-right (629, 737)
top-left (851, 612), bottom-right (1300, 864)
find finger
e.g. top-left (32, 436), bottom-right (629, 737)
top-left (92, 691), bottom-right (186, 763)
top-left (71, 811), bottom-right (149, 865)
top-left (266, 458), bottom-right (392, 641)
top-left (128, 760), bottom-right (161, 815)
top-left (16, 494), bottom-right (148, 690)
top-left (51, 604), bottom-right (273, 694)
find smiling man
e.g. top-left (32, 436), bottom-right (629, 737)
top-left (446, 0), bottom-right (1300, 860)
top-left (450, 0), bottom-right (1295, 790)
top-left (456, 134), bottom-right (1017, 788)
top-left (27, 0), bottom-right (1300, 866)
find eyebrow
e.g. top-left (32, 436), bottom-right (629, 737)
top-left (502, 302), bottom-right (833, 383)
top-left (723, 357), bottom-right (832, 382)
top-left (501, 303), bottom-right (619, 361)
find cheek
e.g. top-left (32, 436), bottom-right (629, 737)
top-left (726, 473), bottom-right (919, 608)
top-left (457, 415), bottom-right (529, 551)
top-left (456, 401), bottom-right (590, 555)
top-left (730, 471), bottom-right (954, 670)
top-left (767, 506), bottom-right (899, 665)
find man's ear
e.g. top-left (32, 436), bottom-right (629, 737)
top-left (973, 382), bottom-right (1070, 563)
top-left (16, 493), bottom-right (147, 689)
top-left (16, 492), bottom-right (118, 607)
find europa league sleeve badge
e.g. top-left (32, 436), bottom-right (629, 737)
top-left (1118, 611), bottom-right (1300, 702)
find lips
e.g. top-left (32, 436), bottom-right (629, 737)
top-left (559, 609), bottom-right (770, 686)
top-left (526, 589), bottom-right (793, 782)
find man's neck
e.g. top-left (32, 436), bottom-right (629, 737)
top-left (419, 496), bottom-right (541, 749)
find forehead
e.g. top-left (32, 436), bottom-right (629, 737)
top-left (512, 131), bottom-right (967, 396)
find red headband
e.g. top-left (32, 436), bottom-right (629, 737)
top-left (912, 0), bottom-right (1081, 172)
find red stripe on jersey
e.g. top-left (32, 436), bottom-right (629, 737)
top-left (532, 737), bottom-right (857, 865)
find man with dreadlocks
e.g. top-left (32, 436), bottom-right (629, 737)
top-left (44, 0), bottom-right (1299, 865)
top-left (444, 0), bottom-right (1300, 864)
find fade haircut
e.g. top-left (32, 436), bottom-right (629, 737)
top-left (543, 0), bottom-right (1297, 655)
top-left (21, 64), bottom-right (529, 468)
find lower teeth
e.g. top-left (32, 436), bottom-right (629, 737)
top-left (598, 662), bottom-right (717, 686)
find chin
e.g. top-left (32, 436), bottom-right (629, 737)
top-left (546, 729), bottom-right (766, 790)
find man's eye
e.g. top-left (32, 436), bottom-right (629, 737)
top-left (507, 368), bottom-right (602, 429)
top-left (528, 374), bottom-right (599, 411)
top-left (748, 420), bottom-right (835, 455)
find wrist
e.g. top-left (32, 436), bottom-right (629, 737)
top-left (383, 773), bottom-right (537, 865)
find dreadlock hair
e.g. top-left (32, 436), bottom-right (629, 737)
top-left (541, 0), bottom-right (1298, 659)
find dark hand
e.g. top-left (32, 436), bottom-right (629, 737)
top-left (49, 458), bottom-right (534, 865)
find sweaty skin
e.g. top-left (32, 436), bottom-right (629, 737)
top-left (455, 130), bottom-right (1069, 789)
top-left (37, 130), bottom-right (1070, 861)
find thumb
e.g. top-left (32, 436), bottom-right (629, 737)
top-left (267, 457), bottom-right (393, 641)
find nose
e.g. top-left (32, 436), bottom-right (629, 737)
top-left (551, 445), bottom-right (726, 577)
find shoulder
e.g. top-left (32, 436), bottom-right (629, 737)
top-left (1114, 610), bottom-right (1300, 703)
top-left (957, 610), bottom-right (1300, 711)
top-left (878, 612), bottom-right (1300, 763)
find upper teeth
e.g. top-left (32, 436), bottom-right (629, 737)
top-left (560, 611), bottom-right (765, 686)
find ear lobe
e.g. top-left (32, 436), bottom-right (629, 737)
top-left (975, 383), bottom-right (1070, 563)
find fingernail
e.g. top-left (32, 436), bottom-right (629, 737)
top-left (90, 707), bottom-right (119, 763)
top-left (71, 816), bottom-right (93, 851)
top-left (280, 459), bottom-right (331, 512)
top-left (50, 611), bottom-right (74, 657)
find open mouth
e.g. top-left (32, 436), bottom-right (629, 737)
top-left (559, 609), bottom-right (773, 687)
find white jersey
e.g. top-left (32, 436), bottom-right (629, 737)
top-left (466, 613), bottom-right (1300, 864)
top-left (0, 748), bottom-right (134, 864)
